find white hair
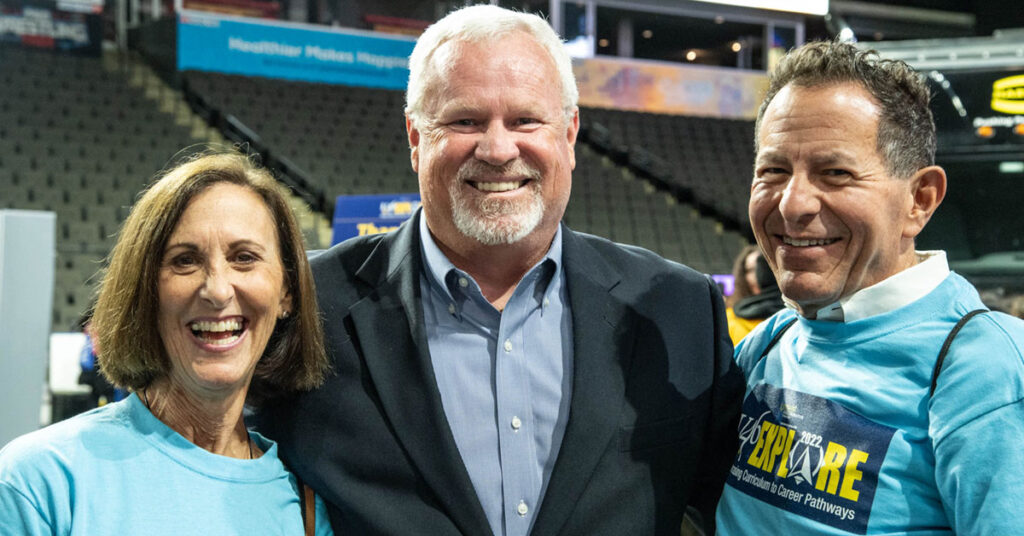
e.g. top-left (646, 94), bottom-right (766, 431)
top-left (405, 4), bottom-right (579, 129)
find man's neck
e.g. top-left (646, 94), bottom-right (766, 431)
top-left (794, 250), bottom-right (949, 322)
top-left (435, 236), bottom-right (552, 310)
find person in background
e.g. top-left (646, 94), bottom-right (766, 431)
top-left (76, 309), bottom-right (126, 406)
top-left (0, 152), bottom-right (333, 535)
top-left (257, 5), bottom-right (744, 536)
top-left (728, 245), bottom-right (763, 308)
top-left (726, 246), bottom-right (784, 344)
top-left (715, 40), bottom-right (1024, 535)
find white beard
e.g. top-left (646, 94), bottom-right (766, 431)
top-left (450, 159), bottom-right (544, 246)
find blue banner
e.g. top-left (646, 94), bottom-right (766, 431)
top-left (726, 384), bottom-right (897, 534)
top-left (332, 193), bottom-right (420, 245)
top-left (177, 10), bottom-right (414, 89)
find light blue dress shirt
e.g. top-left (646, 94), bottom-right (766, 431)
top-left (418, 216), bottom-right (574, 536)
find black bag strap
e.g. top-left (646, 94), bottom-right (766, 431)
top-left (757, 318), bottom-right (798, 362)
top-left (930, 309), bottom-right (988, 396)
top-left (755, 309), bottom-right (987, 397)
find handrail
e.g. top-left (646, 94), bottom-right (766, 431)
top-left (578, 120), bottom-right (750, 239)
top-left (180, 77), bottom-right (332, 216)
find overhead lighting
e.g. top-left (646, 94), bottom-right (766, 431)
top-left (950, 96), bottom-right (966, 117)
top-left (642, 29), bottom-right (653, 39)
top-left (686, 50), bottom-right (697, 61)
top-left (598, 38), bottom-right (609, 48)
top-left (999, 161), bottom-right (1024, 173)
top-left (689, 0), bottom-right (827, 16)
top-left (929, 70), bottom-right (967, 118)
top-left (825, 12), bottom-right (856, 42)
top-left (714, 15), bottom-right (725, 24)
top-left (731, 41), bottom-right (742, 52)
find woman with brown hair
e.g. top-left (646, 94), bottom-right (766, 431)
top-left (0, 152), bottom-right (332, 534)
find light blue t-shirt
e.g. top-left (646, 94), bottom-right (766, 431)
top-left (716, 272), bottom-right (1024, 535)
top-left (0, 394), bottom-right (333, 535)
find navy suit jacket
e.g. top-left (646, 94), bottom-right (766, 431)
top-left (258, 212), bottom-right (743, 535)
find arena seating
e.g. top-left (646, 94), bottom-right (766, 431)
top-left (582, 107), bottom-right (755, 229)
top-left (184, 71), bottom-right (747, 274)
top-left (0, 51), bottom-right (753, 330)
top-left (0, 46), bottom-right (205, 330)
top-left (184, 72), bottom-right (415, 196)
top-left (567, 145), bottom-right (745, 274)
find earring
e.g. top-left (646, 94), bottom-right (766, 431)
top-left (279, 310), bottom-right (290, 319)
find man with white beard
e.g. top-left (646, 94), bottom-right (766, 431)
top-left (258, 5), bottom-right (743, 536)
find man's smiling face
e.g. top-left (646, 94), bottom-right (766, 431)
top-left (750, 81), bottom-right (919, 317)
top-left (407, 31), bottom-right (577, 252)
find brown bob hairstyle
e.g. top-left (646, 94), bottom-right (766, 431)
top-left (91, 151), bottom-right (328, 406)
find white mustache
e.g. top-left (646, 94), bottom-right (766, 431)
top-left (456, 159), bottom-right (542, 183)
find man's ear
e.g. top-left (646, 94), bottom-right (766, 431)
top-left (406, 115), bottom-right (420, 173)
top-left (566, 108), bottom-right (579, 171)
top-left (904, 165), bottom-right (947, 239)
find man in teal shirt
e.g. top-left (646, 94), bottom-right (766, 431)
top-left (715, 40), bottom-right (1024, 535)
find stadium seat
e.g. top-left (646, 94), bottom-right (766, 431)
top-left (1, 47), bottom-right (203, 326)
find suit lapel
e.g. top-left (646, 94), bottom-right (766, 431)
top-left (532, 228), bottom-right (635, 536)
top-left (348, 214), bottom-right (493, 536)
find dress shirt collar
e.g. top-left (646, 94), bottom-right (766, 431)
top-left (793, 250), bottom-right (949, 322)
top-left (418, 214), bottom-right (563, 308)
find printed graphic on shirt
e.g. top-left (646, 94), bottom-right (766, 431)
top-left (726, 384), bottom-right (897, 534)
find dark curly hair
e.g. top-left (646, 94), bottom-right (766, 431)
top-left (756, 39), bottom-right (935, 179)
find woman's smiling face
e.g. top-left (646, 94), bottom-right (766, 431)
top-left (156, 182), bottom-right (290, 399)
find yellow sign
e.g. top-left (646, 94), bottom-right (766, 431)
top-left (992, 74), bottom-right (1024, 114)
top-left (357, 222), bottom-right (399, 235)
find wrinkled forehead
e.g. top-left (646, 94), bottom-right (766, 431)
top-left (757, 83), bottom-right (883, 151)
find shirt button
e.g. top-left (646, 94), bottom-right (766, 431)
top-left (503, 339), bottom-right (512, 352)
top-left (458, 277), bottom-right (469, 288)
top-left (448, 303), bottom-right (456, 315)
top-left (511, 416), bottom-right (522, 431)
top-left (516, 500), bottom-right (528, 516)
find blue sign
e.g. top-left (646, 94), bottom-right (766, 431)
top-left (177, 10), bottom-right (415, 89)
top-left (332, 193), bottom-right (421, 245)
top-left (726, 384), bottom-right (897, 534)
